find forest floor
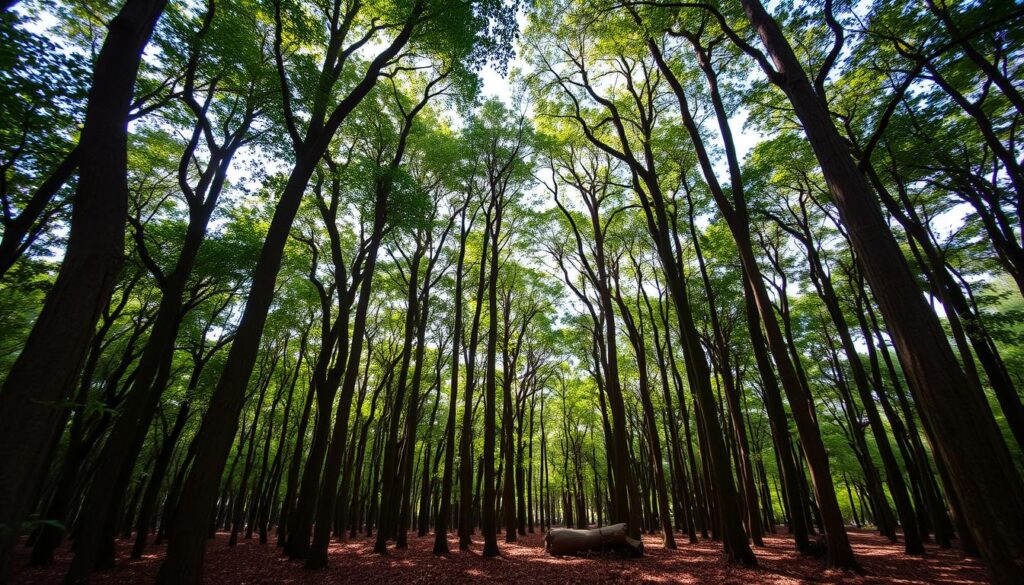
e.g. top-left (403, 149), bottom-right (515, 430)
top-left (11, 527), bottom-right (986, 584)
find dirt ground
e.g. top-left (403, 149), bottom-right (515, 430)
top-left (10, 527), bottom-right (988, 584)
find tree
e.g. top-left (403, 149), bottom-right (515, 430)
top-left (731, 2), bottom-right (1024, 580)
top-left (3, 1), bottom-right (1023, 582)
top-left (0, 0), bottom-right (167, 577)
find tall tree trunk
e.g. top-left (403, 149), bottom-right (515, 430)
top-left (132, 399), bottom-right (191, 558)
top-left (501, 325), bottom-right (517, 542)
top-left (373, 241), bottom-right (424, 553)
top-left (481, 201), bottom-right (502, 557)
top-left (0, 1), bottom-right (166, 577)
top-left (435, 207), bottom-right (469, 554)
top-left (154, 16), bottom-right (419, 580)
top-left (639, 22), bottom-right (852, 566)
top-left (738, 2), bottom-right (1024, 580)
top-left (276, 357), bottom-right (316, 548)
top-left (397, 263), bottom-right (436, 548)
top-left (798, 218), bottom-right (922, 553)
top-left (458, 219), bottom-right (488, 549)
top-left (612, 273), bottom-right (676, 549)
top-left (66, 87), bottom-right (252, 583)
top-left (307, 176), bottom-right (397, 569)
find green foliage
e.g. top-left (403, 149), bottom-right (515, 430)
top-left (4, 0), bottom-right (1024, 558)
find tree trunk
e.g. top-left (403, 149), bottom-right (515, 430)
top-left (482, 201), bottom-right (503, 557)
top-left (0, 1), bottom-right (166, 578)
top-left (545, 523), bottom-right (643, 557)
top-left (739, 2), bottom-right (1024, 580)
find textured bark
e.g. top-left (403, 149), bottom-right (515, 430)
top-left (545, 523), bottom-right (643, 557)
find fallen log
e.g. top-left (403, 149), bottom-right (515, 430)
top-left (544, 523), bottom-right (644, 558)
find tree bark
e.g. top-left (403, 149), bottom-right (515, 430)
top-left (154, 15), bottom-right (419, 578)
top-left (0, 1), bottom-right (166, 579)
top-left (738, 2), bottom-right (1024, 580)
top-left (434, 205), bottom-right (471, 554)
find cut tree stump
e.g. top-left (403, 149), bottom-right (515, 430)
top-left (544, 523), bottom-right (644, 557)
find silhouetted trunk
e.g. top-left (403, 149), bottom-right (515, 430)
top-left (740, 278), bottom-right (811, 552)
top-left (29, 279), bottom-right (141, 565)
top-left (66, 54), bottom-right (254, 579)
top-left (435, 205), bottom-right (470, 554)
top-left (738, 2), bottom-right (1024, 580)
top-left (459, 203), bottom-right (490, 550)
top-left (396, 274), bottom-right (434, 548)
top-left (373, 242), bottom-right (424, 553)
top-left (611, 271), bottom-right (675, 549)
top-left (229, 354), bottom-right (278, 545)
top-left (501, 307), bottom-right (517, 543)
top-left (418, 377), bottom-right (443, 537)
top-left (0, 1), bottom-right (166, 578)
top-left (276, 358), bottom-right (316, 548)
top-left (132, 400), bottom-right (191, 558)
top-left (167, 116), bottom-right (307, 559)
top-left (154, 12), bottom-right (420, 580)
top-left (0, 147), bottom-right (79, 279)
top-left (790, 210), bottom-right (921, 553)
top-left (638, 17), bottom-right (848, 565)
top-left (258, 329), bottom-right (306, 544)
top-left (307, 176), bottom-right (395, 569)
